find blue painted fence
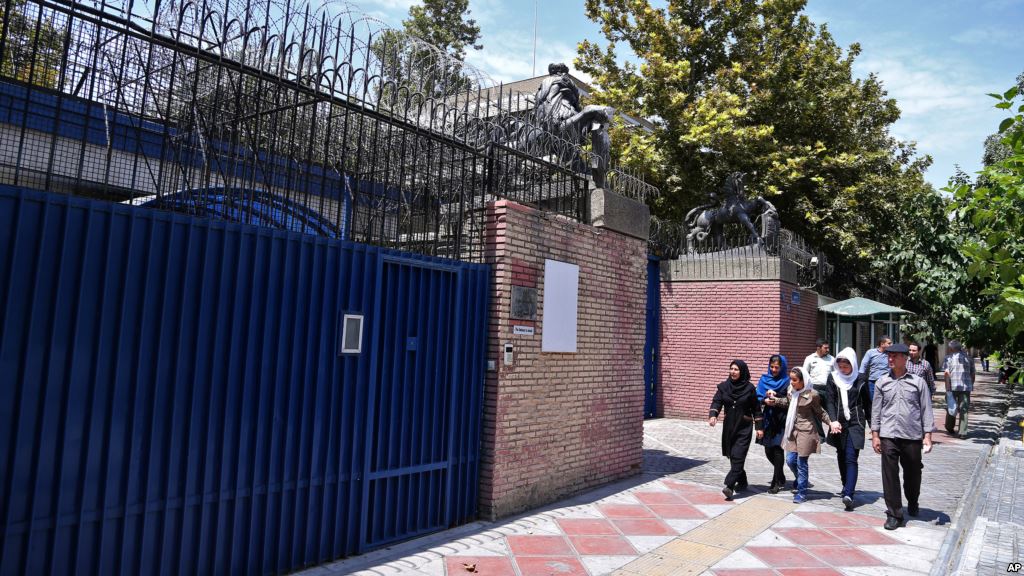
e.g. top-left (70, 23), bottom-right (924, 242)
top-left (0, 186), bottom-right (490, 575)
top-left (644, 256), bottom-right (660, 418)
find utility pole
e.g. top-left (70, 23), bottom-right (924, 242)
top-left (532, 0), bottom-right (538, 76)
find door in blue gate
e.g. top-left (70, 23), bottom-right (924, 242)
top-left (644, 256), bottom-right (660, 418)
top-left (362, 257), bottom-right (459, 548)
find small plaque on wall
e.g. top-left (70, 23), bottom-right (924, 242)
top-left (513, 325), bottom-right (535, 336)
top-left (511, 285), bottom-right (537, 320)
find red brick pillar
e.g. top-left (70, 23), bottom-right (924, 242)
top-left (478, 200), bottom-right (647, 520)
top-left (658, 274), bottom-right (819, 419)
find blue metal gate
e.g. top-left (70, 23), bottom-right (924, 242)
top-left (0, 187), bottom-right (489, 576)
top-left (644, 256), bottom-right (660, 418)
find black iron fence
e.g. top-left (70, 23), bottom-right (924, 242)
top-left (0, 0), bottom-right (653, 262)
top-left (650, 215), bottom-right (834, 289)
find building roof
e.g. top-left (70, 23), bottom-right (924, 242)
top-left (818, 297), bottom-right (911, 317)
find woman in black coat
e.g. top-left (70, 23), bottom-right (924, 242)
top-left (708, 359), bottom-right (764, 500)
top-left (824, 347), bottom-right (872, 511)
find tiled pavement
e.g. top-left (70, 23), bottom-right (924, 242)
top-left (307, 476), bottom-right (945, 576)
top-left (300, 365), bottom-right (1014, 576)
top-left (953, 374), bottom-right (1024, 575)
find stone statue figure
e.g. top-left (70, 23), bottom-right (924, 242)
top-left (684, 172), bottom-right (779, 252)
top-left (526, 63), bottom-right (615, 188)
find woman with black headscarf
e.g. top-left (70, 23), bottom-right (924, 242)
top-left (708, 360), bottom-right (764, 500)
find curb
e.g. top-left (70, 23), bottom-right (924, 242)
top-left (929, 375), bottom-right (1024, 576)
top-left (929, 442), bottom-right (994, 576)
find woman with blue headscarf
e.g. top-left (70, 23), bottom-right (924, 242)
top-left (756, 355), bottom-right (790, 493)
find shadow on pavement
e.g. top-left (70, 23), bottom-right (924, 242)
top-left (641, 448), bottom-right (709, 474)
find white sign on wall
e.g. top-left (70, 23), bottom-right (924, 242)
top-left (541, 259), bottom-right (579, 353)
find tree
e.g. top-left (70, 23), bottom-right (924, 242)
top-left (371, 0), bottom-right (482, 106)
top-left (576, 0), bottom-right (934, 295)
top-left (403, 0), bottom-right (481, 62)
top-left (0, 0), bottom-right (66, 89)
top-left (952, 85), bottom-right (1024, 357)
top-left (882, 173), bottom-right (988, 347)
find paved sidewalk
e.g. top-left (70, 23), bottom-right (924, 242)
top-left (952, 372), bottom-right (1024, 575)
top-left (298, 366), bottom-right (1010, 576)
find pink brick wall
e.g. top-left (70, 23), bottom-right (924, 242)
top-left (658, 280), bottom-right (819, 419)
top-left (479, 200), bottom-right (647, 519)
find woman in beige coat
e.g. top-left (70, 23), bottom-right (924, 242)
top-left (766, 367), bottom-right (839, 503)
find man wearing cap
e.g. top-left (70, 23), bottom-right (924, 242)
top-left (871, 342), bottom-right (934, 530)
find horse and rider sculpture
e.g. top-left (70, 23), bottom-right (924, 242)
top-left (495, 64), bottom-right (776, 249)
top-left (492, 63), bottom-right (614, 188)
top-left (684, 172), bottom-right (779, 253)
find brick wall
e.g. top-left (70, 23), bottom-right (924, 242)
top-left (658, 280), bottom-right (819, 419)
top-left (479, 200), bottom-right (647, 520)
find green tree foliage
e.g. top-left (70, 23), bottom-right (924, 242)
top-left (0, 0), bottom-right (65, 89)
top-left (882, 172), bottom-right (986, 346)
top-left (403, 0), bottom-right (481, 62)
top-left (576, 0), bottom-right (933, 293)
top-left (952, 85), bottom-right (1024, 354)
top-left (372, 0), bottom-right (482, 104)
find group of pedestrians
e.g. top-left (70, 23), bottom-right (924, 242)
top-left (707, 337), bottom-right (963, 531)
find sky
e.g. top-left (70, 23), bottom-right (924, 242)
top-left (356, 0), bottom-right (1024, 191)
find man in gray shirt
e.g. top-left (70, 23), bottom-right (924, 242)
top-left (871, 343), bottom-right (934, 530)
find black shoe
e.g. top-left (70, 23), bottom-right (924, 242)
top-left (722, 487), bottom-right (734, 500)
top-left (959, 434), bottom-right (968, 439)
top-left (768, 484), bottom-right (780, 494)
top-left (908, 503), bottom-right (919, 517)
top-left (735, 482), bottom-right (748, 492)
top-left (884, 516), bottom-right (903, 530)
top-left (842, 495), bottom-right (854, 511)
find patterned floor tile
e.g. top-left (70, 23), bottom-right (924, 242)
top-left (556, 518), bottom-right (619, 536)
top-left (648, 504), bottom-right (707, 519)
top-left (807, 546), bottom-right (886, 567)
top-left (598, 503), bottom-right (657, 518)
top-left (444, 557), bottom-right (516, 576)
top-left (611, 518), bottom-right (677, 536)
top-left (773, 527), bottom-right (846, 546)
top-left (776, 569), bottom-right (844, 576)
top-left (708, 548), bottom-right (770, 570)
top-left (825, 527), bottom-right (899, 545)
top-left (794, 512), bottom-right (868, 528)
top-left (515, 556), bottom-right (589, 576)
top-left (746, 547), bottom-right (826, 568)
top-left (684, 491), bottom-right (737, 505)
top-left (579, 555), bottom-right (634, 575)
top-left (505, 535), bottom-right (573, 556)
top-left (568, 535), bottom-right (638, 556)
top-left (624, 535), bottom-right (676, 553)
top-left (636, 491), bottom-right (691, 506)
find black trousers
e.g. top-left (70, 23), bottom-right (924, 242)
top-left (880, 437), bottom-right (923, 519)
top-left (764, 445), bottom-right (786, 487)
top-left (725, 423), bottom-right (752, 488)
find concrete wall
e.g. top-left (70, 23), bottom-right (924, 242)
top-left (479, 200), bottom-right (647, 519)
top-left (658, 279), bottom-right (818, 419)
